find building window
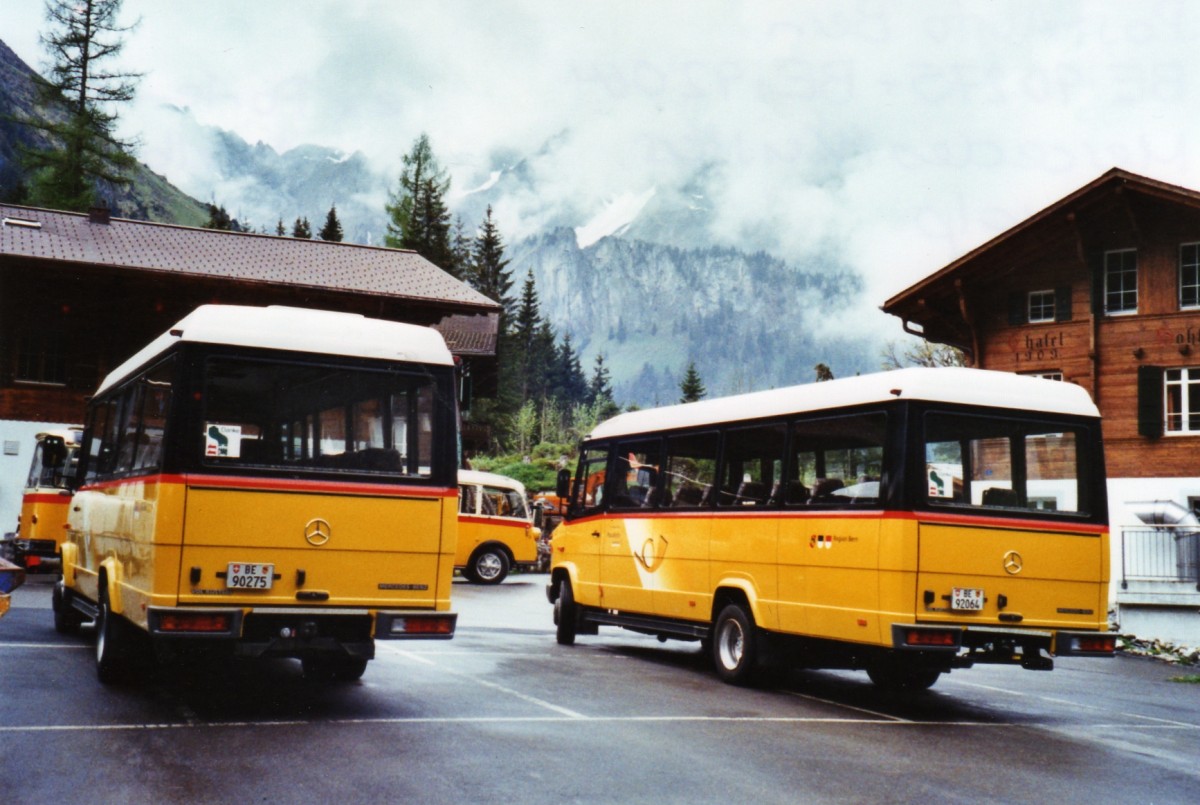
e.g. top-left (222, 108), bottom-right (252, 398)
top-left (15, 333), bottom-right (67, 385)
top-left (1022, 370), bottom-right (1064, 381)
top-left (1181, 243), bottom-right (1200, 309)
top-left (1104, 249), bottom-right (1137, 314)
top-left (1028, 290), bottom-right (1056, 323)
top-left (1165, 368), bottom-right (1200, 434)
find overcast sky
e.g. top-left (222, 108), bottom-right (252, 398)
top-left (8, 0), bottom-right (1200, 314)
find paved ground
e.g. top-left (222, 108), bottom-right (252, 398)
top-left (2, 571), bottom-right (1198, 804)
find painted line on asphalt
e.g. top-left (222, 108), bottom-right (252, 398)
top-left (946, 678), bottom-right (1200, 728)
top-left (383, 644), bottom-right (587, 719)
top-left (783, 690), bottom-right (911, 722)
top-left (4, 717), bottom-right (1198, 734)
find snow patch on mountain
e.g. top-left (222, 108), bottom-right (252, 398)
top-left (574, 187), bottom-right (657, 248)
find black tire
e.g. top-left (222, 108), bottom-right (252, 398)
top-left (95, 586), bottom-right (140, 685)
top-left (303, 655), bottom-right (368, 682)
top-left (554, 578), bottom-right (578, 646)
top-left (712, 603), bottom-right (759, 685)
top-left (52, 581), bottom-right (83, 635)
top-left (469, 547), bottom-right (510, 585)
top-left (867, 661), bottom-right (942, 692)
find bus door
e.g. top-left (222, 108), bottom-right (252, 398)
top-left (917, 416), bottom-right (1107, 631)
top-left (654, 432), bottom-right (719, 621)
top-left (778, 414), bottom-right (887, 641)
top-left (599, 439), bottom-right (661, 613)
top-left (563, 447), bottom-right (607, 607)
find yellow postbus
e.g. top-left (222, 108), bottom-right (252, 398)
top-left (548, 367), bottom-right (1115, 689)
top-left (11, 427), bottom-right (83, 570)
top-left (456, 469), bottom-right (542, 584)
top-left (54, 305), bottom-right (459, 683)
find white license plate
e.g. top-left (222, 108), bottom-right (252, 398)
top-left (227, 562), bottom-right (274, 590)
top-left (951, 587), bottom-right (984, 611)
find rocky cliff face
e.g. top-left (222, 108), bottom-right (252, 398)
top-left (509, 228), bottom-right (873, 406)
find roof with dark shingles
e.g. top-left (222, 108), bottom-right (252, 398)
top-left (0, 204), bottom-right (500, 312)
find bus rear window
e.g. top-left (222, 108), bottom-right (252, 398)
top-left (202, 357), bottom-right (438, 477)
top-left (923, 412), bottom-right (1087, 514)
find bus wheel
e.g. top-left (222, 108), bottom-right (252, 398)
top-left (52, 581), bottom-right (83, 635)
top-left (712, 603), bottom-right (759, 686)
top-left (554, 578), bottom-right (578, 646)
top-left (95, 588), bottom-right (140, 685)
top-left (867, 661), bottom-right (942, 692)
top-left (470, 547), bottom-right (510, 585)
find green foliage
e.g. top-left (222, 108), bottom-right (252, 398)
top-left (881, 338), bottom-right (966, 369)
top-left (203, 203), bottom-right (233, 230)
top-left (319, 205), bottom-right (343, 242)
top-left (291, 216), bottom-right (312, 238)
top-left (679, 360), bottom-right (707, 403)
top-left (383, 133), bottom-right (454, 272)
top-left (21, 0), bottom-right (141, 211)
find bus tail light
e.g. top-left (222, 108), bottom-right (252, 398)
top-left (1058, 632), bottom-right (1116, 656)
top-left (149, 608), bottom-right (238, 635)
top-left (895, 626), bottom-right (961, 650)
top-left (378, 612), bottom-right (457, 639)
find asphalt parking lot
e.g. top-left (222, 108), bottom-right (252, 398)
top-left (2, 571), bottom-right (1199, 804)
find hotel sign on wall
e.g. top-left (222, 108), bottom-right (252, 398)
top-left (1014, 331), bottom-right (1068, 364)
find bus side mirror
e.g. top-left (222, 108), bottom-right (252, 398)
top-left (556, 469), bottom-right (571, 500)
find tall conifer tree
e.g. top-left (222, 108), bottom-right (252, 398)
top-left (319, 205), bottom-right (344, 242)
top-left (21, 0), bottom-right (141, 211)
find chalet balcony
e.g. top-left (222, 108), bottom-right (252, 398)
top-left (1116, 522), bottom-right (1200, 647)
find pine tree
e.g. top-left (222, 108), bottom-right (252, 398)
top-left (292, 217), bottom-right (312, 239)
top-left (554, 333), bottom-right (588, 405)
top-left (450, 215), bottom-right (472, 281)
top-left (275, 218), bottom-right (285, 236)
top-left (318, 205), bottom-right (344, 242)
top-left (409, 177), bottom-right (453, 268)
top-left (384, 133), bottom-right (450, 255)
top-left (588, 354), bottom-right (615, 406)
top-left (470, 206), bottom-right (515, 326)
top-left (679, 361), bottom-right (707, 403)
top-left (20, 0), bottom-right (142, 211)
top-left (203, 203), bottom-right (232, 231)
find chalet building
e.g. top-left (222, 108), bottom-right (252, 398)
top-left (0, 203), bottom-right (500, 534)
top-left (883, 168), bottom-right (1200, 645)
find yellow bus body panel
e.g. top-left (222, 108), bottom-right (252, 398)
top-left (916, 521), bottom-right (1109, 631)
top-left (18, 492), bottom-right (73, 551)
top-left (455, 516), bottom-right (538, 567)
top-left (552, 512), bottom-right (1108, 645)
top-left (65, 476), bottom-right (455, 629)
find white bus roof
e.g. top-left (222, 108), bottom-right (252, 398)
top-left (97, 305), bottom-right (454, 395)
top-left (458, 469), bottom-right (528, 495)
top-left (587, 367), bottom-right (1100, 441)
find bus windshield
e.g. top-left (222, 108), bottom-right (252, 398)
top-left (201, 356), bottom-right (439, 477)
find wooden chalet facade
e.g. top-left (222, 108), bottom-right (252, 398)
top-left (0, 203), bottom-right (500, 534)
top-left (883, 168), bottom-right (1200, 644)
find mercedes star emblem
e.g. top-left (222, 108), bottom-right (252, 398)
top-left (305, 517), bottom-right (332, 546)
top-left (1002, 549), bottom-right (1023, 575)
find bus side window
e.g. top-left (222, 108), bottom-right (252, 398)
top-left (665, 431), bottom-right (718, 508)
top-left (571, 446), bottom-right (610, 514)
top-left (719, 423), bottom-right (785, 507)
top-left (459, 485), bottom-right (477, 515)
top-left (610, 439), bottom-right (663, 509)
top-left (789, 413), bottom-right (886, 507)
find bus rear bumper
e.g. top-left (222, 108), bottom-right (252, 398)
top-left (892, 624), bottom-right (1113, 669)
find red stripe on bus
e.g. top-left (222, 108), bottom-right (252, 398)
top-left (21, 493), bottom-right (71, 505)
top-left (563, 508), bottom-right (1106, 534)
top-left (79, 473), bottom-right (457, 499)
top-left (458, 515), bottom-right (531, 529)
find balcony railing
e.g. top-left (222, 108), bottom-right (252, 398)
top-left (1120, 525), bottom-right (1200, 591)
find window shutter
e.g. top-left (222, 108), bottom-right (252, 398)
top-left (1137, 365), bottom-right (1164, 439)
top-left (1054, 286), bottom-right (1072, 322)
top-left (1008, 292), bottom-right (1027, 326)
